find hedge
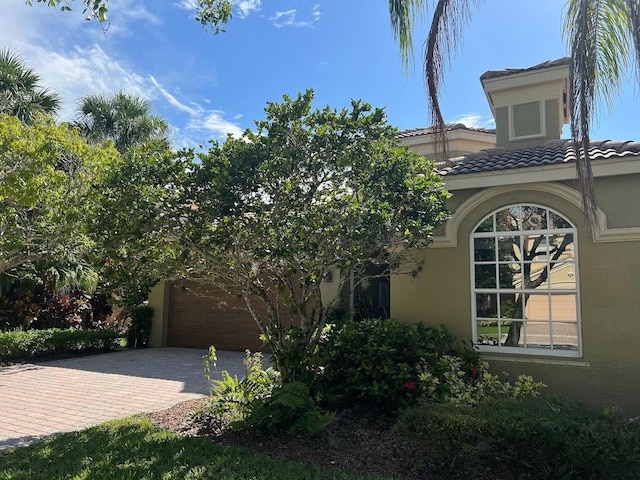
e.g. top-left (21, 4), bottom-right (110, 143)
top-left (0, 328), bottom-right (122, 363)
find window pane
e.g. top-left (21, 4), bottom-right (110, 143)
top-left (524, 321), bottom-right (552, 349)
top-left (526, 235), bottom-right (549, 261)
top-left (550, 234), bottom-right (574, 260)
top-left (496, 207), bottom-right (520, 231)
top-left (550, 294), bottom-right (578, 321)
top-left (551, 322), bottom-right (579, 351)
top-left (498, 236), bottom-right (520, 261)
top-left (524, 293), bottom-right (550, 320)
top-left (499, 294), bottom-right (518, 319)
top-left (475, 216), bottom-right (494, 233)
top-left (550, 211), bottom-right (571, 229)
top-left (476, 320), bottom-right (500, 346)
top-left (499, 263), bottom-right (519, 288)
top-left (502, 321), bottom-right (524, 347)
top-left (521, 206), bottom-right (548, 230)
top-left (474, 238), bottom-right (495, 262)
top-left (476, 293), bottom-right (497, 318)
top-left (475, 265), bottom-right (496, 289)
top-left (549, 262), bottom-right (576, 289)
top-left (524, 262), bottom-right (548, 289)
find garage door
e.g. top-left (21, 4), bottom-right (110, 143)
top-left (167, 280), bottom-right (265, 351)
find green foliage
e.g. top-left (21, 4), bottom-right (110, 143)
top-left (0, 114), bottom-right (118, 276)
top-left (92, 91), bottom-right (449, 380)
top-left (394, 398), bottom-right (640, 479)
top-left (0, 327), bottom-right (120, 363)
top-left (125, 305), bottom-right (153, 348)
top-left (418, 355), bottom-right (546, 407)
top-left (197, 349), bottom-right (281, 427)
top-left (238, 381), bottom-right (334, 437)
top-left (314, 319), bottom-right (459, 411)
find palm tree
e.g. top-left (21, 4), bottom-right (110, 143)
top-left (75, 91), bottom-right (169, 153)
top-left (0, 48), bottom-right (60, 124)
top-left (388, 0), bottom-right (640, 224)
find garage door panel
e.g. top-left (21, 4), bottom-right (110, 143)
top-left (168, 280), bottom-right (268, 351)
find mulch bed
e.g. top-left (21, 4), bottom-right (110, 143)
top-left (147, 399), bottom-right (534, 480)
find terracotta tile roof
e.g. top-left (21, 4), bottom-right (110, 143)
top-left (438, 139), bottom-right (640, 176)
top-left (397, 123), bottom-right (495, 139)
top-left (480, 57), bottom-right (571, 81)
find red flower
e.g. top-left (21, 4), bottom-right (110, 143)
top-left (404, 380), bottom-right (418, 390)
top-left (470, 366), bottom-right (479, 377)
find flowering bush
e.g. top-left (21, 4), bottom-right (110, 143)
top-left (418, 355), bottom-right (545, 406)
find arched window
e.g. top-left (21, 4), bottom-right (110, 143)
top-left (471, 205), bottom-right (581, 357)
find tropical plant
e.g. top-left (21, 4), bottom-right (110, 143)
top-left (0, 48), bottom-right (60, 124)
top-left (388, 0), bottom-right (640, 223)
top-left (75, 91), bottom-right (169, 153)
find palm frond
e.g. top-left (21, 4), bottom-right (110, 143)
top-left (389, 0), bottom-right (427, 69)
top-left (424, 0), bottom-right (480, 159)
top-left (565, 0), bottom-right (631, 223)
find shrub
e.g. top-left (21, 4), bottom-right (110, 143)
top-left (195, 348), bottom-right (281, 429)
top-left (394, 398), bottom-right (640, 479)
top-left (418, 355), bottom-right (545, 406)
top-left (314, 319), bottom-right (462, 411)
top-left (237, 381), bottom-right (334, 437)
top-left (126, 305), bottom-right (153, 348)
top-left (0, 328), bottom-right (121, 363)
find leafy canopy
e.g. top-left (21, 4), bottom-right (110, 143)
top-left (0, 114), bottom-right (118, 275)
top-left (93, 91), bottom-right (450, 376)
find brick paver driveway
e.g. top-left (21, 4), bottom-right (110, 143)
top-left (0, 348), bottom-right (247, 451)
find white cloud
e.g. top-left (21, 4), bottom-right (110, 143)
top-left (270, 5), bottom-right (321, 28)
top-left (151, 76), bottom-right (243, 140)
top-left (236, 0), bottom-right (261, 18)
top-left (449, 113), bottom-right (495, 129)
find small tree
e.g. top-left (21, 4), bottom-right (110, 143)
top-left (0, 114), bottom-right (118, 276)
top-left (93, 91), bottom-right (450, 380)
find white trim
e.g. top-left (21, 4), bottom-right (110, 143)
top-left (482, 355), bottom-right (590, 367)
top-left (508, 100), bottom-right (546, 141)
top-left (470, 204), bottom-right (582, 358)
top-left (430, 182), bottom-right (640, 248)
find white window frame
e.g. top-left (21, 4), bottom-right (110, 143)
top-left (470, 204), bottom-right (582, 357)
top-left (508, 100), bottom-right (546, 141)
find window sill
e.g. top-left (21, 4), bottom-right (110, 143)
top-left (481, 354), bottom-right (589, 367)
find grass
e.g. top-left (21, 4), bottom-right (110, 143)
top-left (0, 416), bottom-right (388, 480)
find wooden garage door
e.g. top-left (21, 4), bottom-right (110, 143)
top-left (168, 280), bottom-right (265, 351)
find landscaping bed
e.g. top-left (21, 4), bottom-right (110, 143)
top-left (148, 399), bottom-right (532, 480)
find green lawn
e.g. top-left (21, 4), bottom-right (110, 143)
top-left (0, 417), bottom-right (388, 480)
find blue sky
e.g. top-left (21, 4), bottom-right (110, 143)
top-left (1, 0), bottom-right (638, 147)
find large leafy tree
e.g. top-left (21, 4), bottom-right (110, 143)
top-left (388, 0), bottom-right (640, 223)
top-left (0, 114), bottom-right (118, 276)
top-left (93, 91), bottom-right (450, 379)
top-left (75, 91), bottom-right (169, 153)
top-left (0, 48), bottom-right (61, 124)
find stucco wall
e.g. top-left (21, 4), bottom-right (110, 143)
top-left (391, 176), bottom-right (640, 413)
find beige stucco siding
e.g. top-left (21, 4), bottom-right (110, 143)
top-left (391, 177), bottom-right (640, 413)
